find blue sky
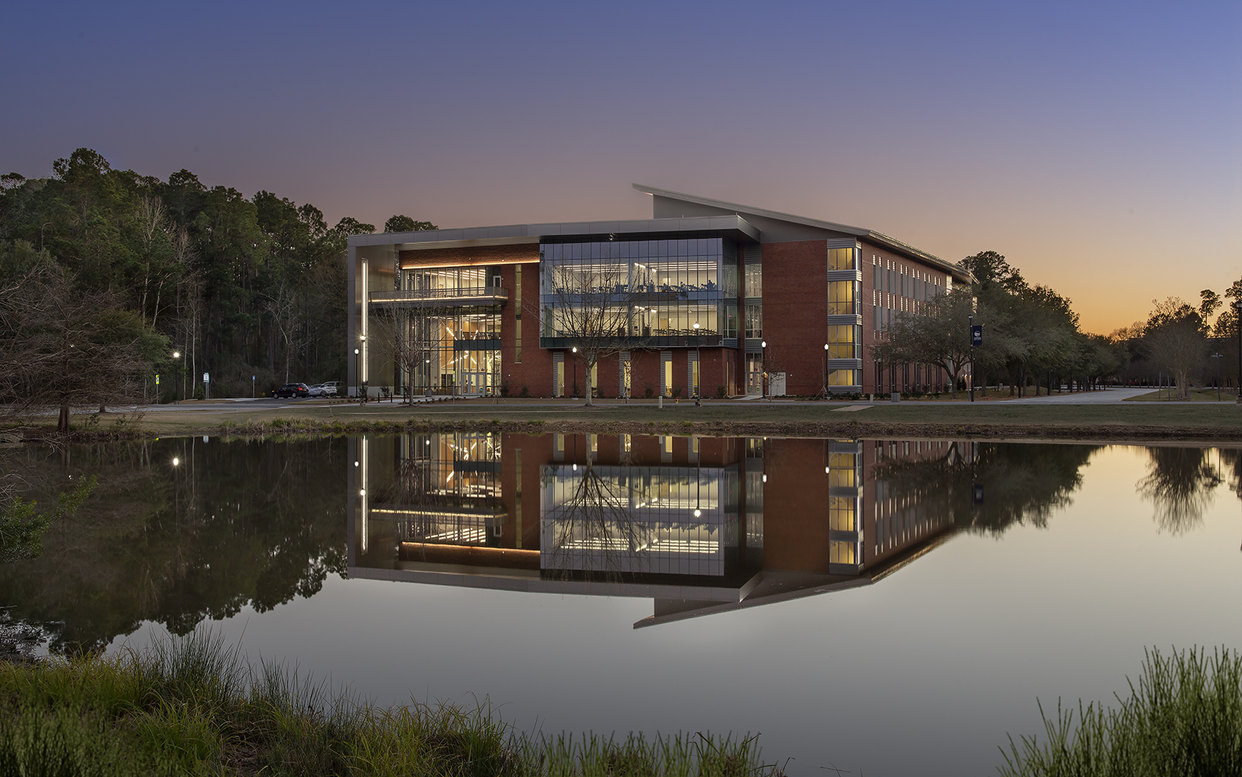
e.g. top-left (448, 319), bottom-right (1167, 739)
top-left (4, 0), bottom-right (1239, 332)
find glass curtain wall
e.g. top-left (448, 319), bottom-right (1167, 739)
top-left (540, 238), bottom-right (726, 345)
top-left (396, 266), bottom-right (502, 396)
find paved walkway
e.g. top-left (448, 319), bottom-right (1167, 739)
top-left (1000, 387), bottom-right (1156, 404)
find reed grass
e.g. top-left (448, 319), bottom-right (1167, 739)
top-left (0, 631), bottom-right (786, 776)
top-left (1001, 646), bottom-right (1242, 776)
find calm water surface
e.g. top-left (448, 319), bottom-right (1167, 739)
top-left (2, 434), bottom-right (1240, 776)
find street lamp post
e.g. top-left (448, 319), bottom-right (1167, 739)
top-left (693, 322), bottom-right (701, 401)
top-left (571, 346), bottom-right (579, 398)
top-left (968, 314), bottom-right (975, 403)
top-left (761, 340), bottom-right (767, 400)
top-left (354, 347), bottom-right (361, 401)
top-left (1235, 301), bottom-right (1242, 402)
top-left (822, 342), bottom-right (829, 398)
top-left (172, 351), bottom-right (181, 404)
top-left (1211, 353), bottom-right (1224, 402)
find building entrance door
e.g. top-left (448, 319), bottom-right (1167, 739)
top-left (746, 354), bottom-right (763, 396)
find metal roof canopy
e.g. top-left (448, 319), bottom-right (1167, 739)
top-left (632, 183), bottom-right (969, 281)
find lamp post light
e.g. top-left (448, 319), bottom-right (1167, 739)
top-left (354, 347), bottom-right (361, 400)
top-left (823, 342), bottom-right (830, 399)
top-left (1235, 300), bottom-right (1242, 402)
top-left (693, 322), bottom-right (701, 400)
top-left (359, 335), bottom-right (366, 402)
top-left (1211, 353), bottom-right (1224, 402)
top-left (571, 346), bottom-right (579, 398)
top-left (172, 351), bottom-right (181, 404)
top-left (968, 313), bottom-right (975, 403)
top-left (760, 340), bottom-right (767, 400)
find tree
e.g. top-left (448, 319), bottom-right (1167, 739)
top-left (960, 250), bottom-right (1027, 294)
top-left (873, 286), bottom-right (975, 397)
top-left (0, 256), bottom-right (163, 431)
top-left (369, 302), bottom-right (454, 402)
top-left (383, 215), bottom-right (437, 233)
top-left (539, 261), bottom-right (638, 405)
top-left (1143, 297), bottom-right (1205, 399)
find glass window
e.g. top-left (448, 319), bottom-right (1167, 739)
top-left (829, 247), bottom-right (855, 271)
top-left (828, 369), bottom-right (860, 387)
top-left (744, 302), bottom-right (762, 339)
top-left (828, 324), bottom-right (858, 359)
top-left (744, 263), bottom-right (762, 298)
top-left (723, 264), bottom-right (738, 296)
top-left (828, 281), bottom-right (857, 315)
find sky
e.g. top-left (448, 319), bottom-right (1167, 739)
top-left (4, 0), bottom-right (1239, 334)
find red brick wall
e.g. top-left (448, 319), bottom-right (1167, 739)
top-left (761, 241), bottom-right (829, 396)
top-left (859, 239), bottom-right (955, 394)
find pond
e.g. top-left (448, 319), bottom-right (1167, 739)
top-left (2, 433), bottom-right (1240, 775)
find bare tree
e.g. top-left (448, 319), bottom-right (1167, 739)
top-left (265, 280), bottom-right (309, 383)
top-left (540, 262), bottom-right (637, 405)
top-left (369, 303), bottom-right (454, 402)
top-left (170, 225), bottom-right (201, 400)
top-left (0, 262), bottom-right (153, 431)
top-left (136, 195), bottom-right (175, 328)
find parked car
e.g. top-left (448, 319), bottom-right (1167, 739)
top-left (273, 383), bottom-right (310, 398)
top-left (306, 381), bottom-right (339, 397)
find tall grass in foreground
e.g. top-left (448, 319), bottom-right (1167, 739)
top-left (1001, 647), bottom-right (1242, 777)
top-left (0, 631), bottom-right (786, 776)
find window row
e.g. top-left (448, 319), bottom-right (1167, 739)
top-left (543, 238), bottom-right (724, 261)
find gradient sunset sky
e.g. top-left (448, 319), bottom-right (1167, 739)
top-left (5, 1), bottom-right (1238, 334)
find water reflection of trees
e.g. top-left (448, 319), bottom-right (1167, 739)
top-left (1137, 447), bottom-right (1224, 534)
top-left (0, 438), bottom-right (346, 653)
top-left (872, 442), bottom-right (1099, 535)
top-left (1218, 449), bottom-right (1242, 501)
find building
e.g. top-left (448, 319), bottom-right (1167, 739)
top-left (347, 185), bottom-right (971, 398)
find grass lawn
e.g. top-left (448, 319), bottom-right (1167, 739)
top-left (12, 394), bottom-right (1238, 442)
top-left (1127, 387), bottom-right (1241, 402)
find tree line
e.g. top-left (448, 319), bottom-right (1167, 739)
top-left (1109, 282), bottom-right (1242, 399)
top-left (875, 249), bottom-right (1242, 399)
top-left (0, 148), bottom-right (433, 428)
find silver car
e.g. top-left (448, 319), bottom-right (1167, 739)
top-left (309, 381), bottom-right (340, 397)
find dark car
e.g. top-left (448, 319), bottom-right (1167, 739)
top-left (272, 382), bottom-right (310, 398)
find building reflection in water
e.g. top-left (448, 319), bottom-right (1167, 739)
top-left (348, 433), bottom-right (961, 626)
